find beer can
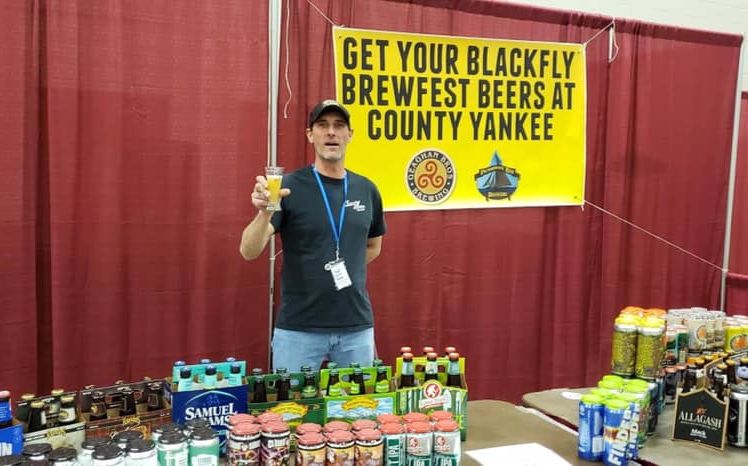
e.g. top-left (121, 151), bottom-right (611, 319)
top-left (634, 318), bottom-right (664, 380)
top-left (92, 445), bottom-right (125, 466)
top-left (380, 423), bottom-right (406, 466)
top-left (152, 423), bottom-right (181, 445)
top-left (22, 443), bottom-right (53, 462)
top-left (157, 432), bottom-right (188, 466)
top-left (227, 422), bottom-right (260, 466)
top-left (354, 428), bottom-right (384, 465)
top-left (728, 383), bottom-right (748, 448)
top-left (189, 428), bottom-right (219, 466)
top-left (49, 447), bottom-right (79, 466)
top-left (616, 393), bottom-right (641, 459)
top-left (114, 430), bottom-right (144, 451)
top-left (125, 439), bottom-right (157, 466)
top-left (433, 420), bottom-right (460, 466)
top-left (260, 422), bottom-right (290, 465)
top-left (577, 394), bottom-right (604, 461)
top-left (602, 399), bottom-right (629, 466)
top-left (611, 316), bottom-right (638, 376)
top-left (80, 438), bottom-right (111, 466)
top-left (295, 433), bottom-right (325, 466)
top-left (325, 430), bottom-right (355, 466)
top-left (405, 421), bottom-right (433, 466)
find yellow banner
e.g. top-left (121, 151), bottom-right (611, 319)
top-left (333, 27), bottom-right (586, 211)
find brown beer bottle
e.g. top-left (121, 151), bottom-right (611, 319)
top-left (400, 353), bottom-right (415, 387)
top-left (119, 388), bottom-right (137, 417)
top-left (89, 391), bottom-right (108, 421)
top-left (350, 368), bottom-right (366, 396)
top-left (681, 364), bottom-right (697, 394)
top-left (326, 368), bottom-right (342, 396)
top-left (446, 352), bottom-right (462, 388)
top-left (58, 395), bottom-right (77, 426)
top-left (424, 352), bottom-right (439, 382)
top-left (27, 400), bottom-right (47, 433)
top-left (725, 359), bottom-right (738, 385)
top-left (276, 373), bottom-right (291, 401)
top-left (251, 373), bottom-right (267, 403)
top-left (146, 382), bottom-right (163, 411)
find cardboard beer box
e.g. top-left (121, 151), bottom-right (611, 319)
top-left (17, 391), bottom-right (86, 451)
top-left (81, 380), bottom-right (171, 442)
top-left (165, 378), bottom-right (247, 454)
top-left (320, 366), bottom-right (397, 423)
top-left (246, 372), bottom-right (326, 435)
top-left (0, 422), bottom-right (24, 456)
top-left (395, 355), bottom-right (468, 440)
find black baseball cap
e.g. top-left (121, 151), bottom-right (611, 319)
top-left (308, 99), bottom-right (351, 128)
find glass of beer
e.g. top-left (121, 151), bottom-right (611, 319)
top-left (265, 166), bottom-right (284, 211)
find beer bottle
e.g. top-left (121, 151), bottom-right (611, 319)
top-left (301, 371), bottom-right (317, 399)
top-left (374, 366), bottom-right (389, 394)
top-left (276, 373), bottom-right (291, 401)
top-left (725, 359), bottom-right (738, 385)
top-left (58, 395), bottom-right (77, 426)
top-left (712, 377), bottom-right (726, 400)
top-left (326, 368), bottom-right (342, 397)
top-left (444, 346), bottom-right (457, 357)
top-left (47, 388), bottom-right (64, 427)
top-left (27, 400), bottom-right (47, 433)
top-left (227, 363), bottom-right (242, 387)
top-left (16, 393), bottom-right (36, 424)
top-left (119, 388), bottom-right (136, 417)
top-left (146, 382), bottom-right (163, 411)
top-left (203, 365), bottom-right (218, 389)
top-left (177, 367), bottom-right (193, 392)
top-left (350, 368), bottom-right (365, 395)
top-left (446, 352), bottom-right (462, 388)
top-left (89, 392), bottom-right (108, 421)
top-left (251, 374), bottom-right (267, 403)
top-left (681, 364), bottom-right (697, 394)
top-left (400, 353), bottom-right (416, 388)
top-left (424, 352), bottom-right (439, 382)
top-left (0, 391), bottom-right (12, 429)
top-left (399, 346), bottom-right (412, 357)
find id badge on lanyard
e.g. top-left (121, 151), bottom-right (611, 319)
top-left (313, 167), bottom-right (352, 291)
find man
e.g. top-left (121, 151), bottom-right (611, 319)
top-left (240, 99), bottom-right (386, 371)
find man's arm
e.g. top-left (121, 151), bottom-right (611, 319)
top-left (366, 236), bottom-right (383, 264)
top-left (240, 211), bottom-right (275, 260)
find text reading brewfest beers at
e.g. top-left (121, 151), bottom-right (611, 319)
top-left (338, 33), bottom-right (578, 142)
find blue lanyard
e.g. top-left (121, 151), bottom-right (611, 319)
top-left (312, 167), bottom-right (348, 258)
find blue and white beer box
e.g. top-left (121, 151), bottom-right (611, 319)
top-left (165, 382), bottom-right (248, 454)
top-left (0, 423), bottom-right (24, 456)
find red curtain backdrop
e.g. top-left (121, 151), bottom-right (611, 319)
top-left (0, 0), bottom-right (270, 397)
top-left (0, 0), bottom-right (743, 403)
top-left (727, 92), bottom-right (748, 310)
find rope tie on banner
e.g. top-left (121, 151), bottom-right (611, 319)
top-left (584, 199), bottom-right (726, 273)
top-left (582, 20), bottom-right (619, 63)
top-left (306, 0), bottom-right (340, 27)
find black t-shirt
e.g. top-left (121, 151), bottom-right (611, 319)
top-left (271, 166), bottom-right (386, 331)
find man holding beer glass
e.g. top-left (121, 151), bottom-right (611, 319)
top-left (240, 100), bottom-right (386, 371)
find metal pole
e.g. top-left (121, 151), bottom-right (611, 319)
top-left (267, 0), bottom-right (282, 369)
top-left (720, 37), bottom-right (745, 311)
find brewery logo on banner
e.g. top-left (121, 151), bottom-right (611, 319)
top-left (672, 389), bottom-right (728, 451)
top-left (474, 150), bottom-right (521, 201)
top-left (406, 149), bottom-right (456, 204)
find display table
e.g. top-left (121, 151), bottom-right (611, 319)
top-left (522, 387), bottom-right (745, 466)
top-left (462, 399), bottom-right (590, 465)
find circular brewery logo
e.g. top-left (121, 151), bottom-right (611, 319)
top-left (406, 149), bottom-right (456, 204)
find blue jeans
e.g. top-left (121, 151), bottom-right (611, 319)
top-left (271, 327), bottom-right (375, 371)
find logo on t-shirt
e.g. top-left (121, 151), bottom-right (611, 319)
top-left (345, 200), bottom-right (366, 212)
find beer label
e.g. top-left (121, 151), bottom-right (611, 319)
top-left (296, 446), bottom-right (325, 466)
top-left (375, 380), bottom-right (390, 394)
top-left (328, 383), bottom-right (342, 397)
top-left (384, 435), bottom-right (406, 466)
top-left (190, 454), bottom-right (218, 466)
top-left (301, 386), bottom-right (317, 398)
top-left (349, 383), bottom-right (361, 395)
top-left (355, 442), bottom-right (383, 465)
top-left (326, 445), bottom-right (354, 466)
